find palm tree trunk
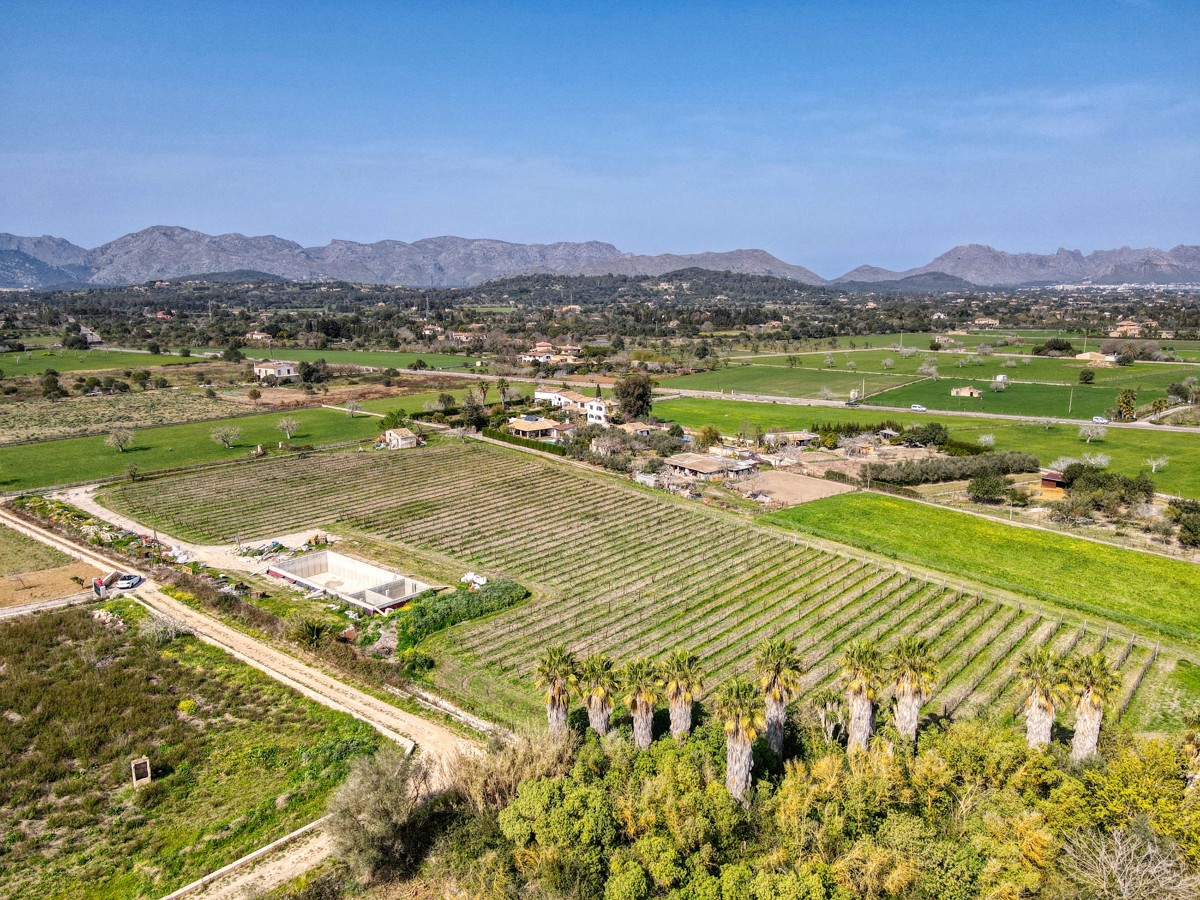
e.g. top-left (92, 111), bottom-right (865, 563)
top-left (847, 691), bottom-right (874, 753)
top-left (765, 696), bottom-right (786, 756)
top-left (586, 699), bottom-right (609, 736)
top-left (633, 703), bottom-right (653, 750)
top-left (1070, 701), bottom-right (1103, 761)
top-left (893, 689), bottom-right (923, 744)
top-left (725, 735), bottom-right (753, 802)
top-left (669, 696), bottom-right (692, 741)
top-left (1025, 696), bottom-right (1054, 748)
top-left (547, 700), bottom-right (567, 735)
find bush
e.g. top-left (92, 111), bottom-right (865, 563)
top-left (482, 428), bottom-right (567, 456)
top-left (967, 472), bottom-right (1009, 503)
top-left (1079, 368), bottom-right (1095, 384)
top-left (863, 451), bottom-right (1039, 486)
top-left (393, 580), bottom-right (529, 649)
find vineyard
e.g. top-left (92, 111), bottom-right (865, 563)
top-left (102, 441), bottom-right (1180, 729)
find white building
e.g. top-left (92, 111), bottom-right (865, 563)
top-left (585, 397), bottom-right (615, 426)
top-left (381, 427), bottom-right (420, 449)
top-left (253, 361), bottom-right (298, 382)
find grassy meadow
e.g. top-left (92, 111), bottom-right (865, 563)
top-left (230, 347), bottom-right (480, 370)
top-left (1, 348), bottom-right (196, 375)
top-left (768, 492), bottom-right (1200, 644)
top-left (0, 601), bottom-right (378, 899)
top-left (0, 522), bottom-right (71, 575)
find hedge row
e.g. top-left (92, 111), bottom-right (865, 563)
top-left (483, 428), bottom-right (567, 455)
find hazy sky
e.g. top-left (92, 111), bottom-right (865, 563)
top-left (2, 1), bottom-right (1197, 277)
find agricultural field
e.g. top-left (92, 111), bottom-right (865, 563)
top-left (1, 348), bottom-right (195, 374)
top-left (0, 601), bottom-right (378, 899)
top-left (230, 347), bottom-right (480, 370)
top-left (767, 492), bottom-right (1200, 643)
top-left (0, 391), bottom-right (232, 444)
top-left (652, 397), bottom-right (1200, 498)
top-left (0, 523), bottom-right (96, 608)
top-left (661, 365), bottom-right (916, 400)
top-left (0, 406), bottom-right (384, 491)
top-left (864, 378), bottom-right (1165, 420)
top-left (101, 441), bottom-right (1184, 731)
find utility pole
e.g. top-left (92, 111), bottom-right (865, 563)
top-left (1068, 386), bottom-right (1074, 414)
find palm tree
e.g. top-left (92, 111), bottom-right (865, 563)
top-left (578, 653), bottom-right (617, 737)
top-left (811, 688), bottom-right (844, 746)
top-left (711, 678), bottom-right (765, 803)
top-left (621, 659), bottom-right (661, 750)
top-left (1017, 647), bottom-right (1070, 749)
top-left (534, 645), bottom-right (577, 735)
top-left (660, 649), bottom-right (704, 741)
top-left (888, 636), bottom-right (938, 745)
top-left (754, 638), bottom-right (805, 756)
top-left (1068, 652), bottom-right (1120, 761)
top-left (496, 377), bottom-right (510, 406)
top-left (840, 640), bottom-right (885, 753)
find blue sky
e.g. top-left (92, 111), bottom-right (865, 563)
top-left (2, 1), bottom-right (1197, 277)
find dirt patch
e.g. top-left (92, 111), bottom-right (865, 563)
top-left (0, 561), bottom-right (100, 607)
top-left (735, 470), bottom-right (855, 506)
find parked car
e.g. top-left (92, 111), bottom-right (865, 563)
top-left (114, 574), bottom-right (142, 590)
top-left (1092, 416), bottom-right (1110, 424)
top-left (845, 400), bottom-right (860, 407)
top-left (911, 404), bottom-right (927, 411)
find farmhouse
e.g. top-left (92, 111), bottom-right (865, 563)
top-left (381, 427), bottom-right (421, 449)
top-left (663, 452), bottom-right (758, 482)
top-left (245, 330), bottom-right (272, 342)
top-left (951, 386), bottom-right (983, 398)
top-left (586, 397), bottom-right (616, 426)
top-left (507, 415), bottom-right (558, 440)
top-left (762, 430), bottom-right (820, 448)
top-left (253, 360), bottom-right (298, 382)
top-left (973, 317), bottom-right (1000, 327)
top-left (268, 550), bottom-right (431, 614)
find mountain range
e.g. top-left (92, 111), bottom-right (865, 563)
top-left (1, 226), bottom-right (1197, 290)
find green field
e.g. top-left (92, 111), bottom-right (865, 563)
top-left (1, 348), bottom-right (197, 374)
top-left (233, 347), bottom-right (480, 370)
top-left (865, 378), bottom-right (1164, 420)
top-left (653, 396), bottom-right (1200, 498)
top-left (100, 441), bottom-right (1176, 730)
top-left (664, 365), bottom-right (915, 399)
top-left (769, 493), bottom-right (1200, 645)
top-left (0, 523), bottom-right (70, 575)
top-left (0, 602), bottom-right (377, 899)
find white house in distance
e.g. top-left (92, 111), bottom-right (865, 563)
top-left (253, 360), bottom-right (299, 382)
top-left (585, 397), bottom-right (616, 426)
top-left (245, 330), bottom-right (272, 342)
top-left (381, 427), bottom-right (420, 449)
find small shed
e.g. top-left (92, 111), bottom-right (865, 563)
top-left (951, 386), bottom-right (983, 398)
top-left (382, 427), bottom-right (420, 449)
top-left (1040, 471), bottom-right (1067, 490)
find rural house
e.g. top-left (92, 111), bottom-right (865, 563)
top-left (381, 428), bottom-right (421, 449)
top-left (253, 360), bottom-right (298, 382)
top-left (585, 397), bottom-right (616, 426)
top-left (663, 452), bottom-right (758, 482)
top-left (506, 415), bottom-right (558, 440)
top-left (951, 386), bottom-right (983, 398)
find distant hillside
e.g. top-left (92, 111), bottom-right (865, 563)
top-left (0, 250), bottom-right (85, 289)
top-left (835, 272), bottom-right (979, 293)
top-left (166, 269), bottom-right (285, 283)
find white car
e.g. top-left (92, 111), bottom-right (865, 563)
top-left (114, 574), bottom-right (142, 590)
top-left (1092, 416), bottom-right (1110, 425)
top-left (911, 404), bottom-right (927, 412)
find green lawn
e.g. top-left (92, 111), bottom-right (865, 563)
top-left (768, 493), bottom-right (1200, 645)
top-left (652, 396), bottom-right (1200, 498)
top-left (1, 349), bottom-right (197, 374)
top-left (0, 523), bottom-right (70, 575)
top-left (864, 378), bottom-right (1166, 420)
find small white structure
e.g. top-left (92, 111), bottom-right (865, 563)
top-left (382, 427), bottom-right (420, 449)
top-left (253, 360), bottom-right (298, 382)
top-left (585, 397), bottom-right (615, 426)
top-left (268, 550), bottom-right (430, 615)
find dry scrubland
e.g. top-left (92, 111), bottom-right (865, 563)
top-left (0, 391), bottom-right (232, 444)
top-left (103, 441), bottom-right (1181, 730)
top-left (0, 523), bottom-right (97, 608)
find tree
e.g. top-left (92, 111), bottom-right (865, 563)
top-left (840, 640), bottom-right (885, 752)
top-left (477, 381), bottom-right (489, 407)
top-left (711, 678), bottom-right (764, 803)
top-left (247, 387), bottom-right (261, 406)
top-left (696, 424), bottom-right (722, 449)
top-left (968, 472), bottom-right (1009, 503)
top-left (534, 645), bottom-right (577, 735)
top-left (328, 745), bottom-right (436, 879)
top-left (277, 416), bottom-right (299, 440)
top-left (977, 433), bottom-right (995, 449)
top-left (811, 689), bottom-right (844, 745)
top-left (881, 358), bottom-right (894, 370)
top-left (1116, 388), bottom-right (1139, 421)
top-left (754, 638), bottom-right (804, 756)
top-left (1069, 651), bottom-right (1119, 761)
top-left (345, 400), bottom-right (362, 417)
top-left (1017, 647), bottom-right (1069, 748)
top-left (621, 659), bottom-right (660, 750)
top-left (496, 377), bottom-right (510, 406)
top-left (578, 653), bottom-right (617, 737)
top-left (106, 429), bottom-right (134, 453)
top-left (888, 636), bottom-right (938, 744)
top-left (1060, 826), bottom-right (1200, 899)
top-left (1078, 368), bottom-right (1095, 384)
top-left (1079, 424), bottom-right (1107, 444)
top-left (210, 425), bottom-right (242, 449)
top-left (1146, 456), bottom-right (1169, 474)
top-left (660, 649), bottom-right (704, 741)
top-left (614, 374), bottom-right (653, 421)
